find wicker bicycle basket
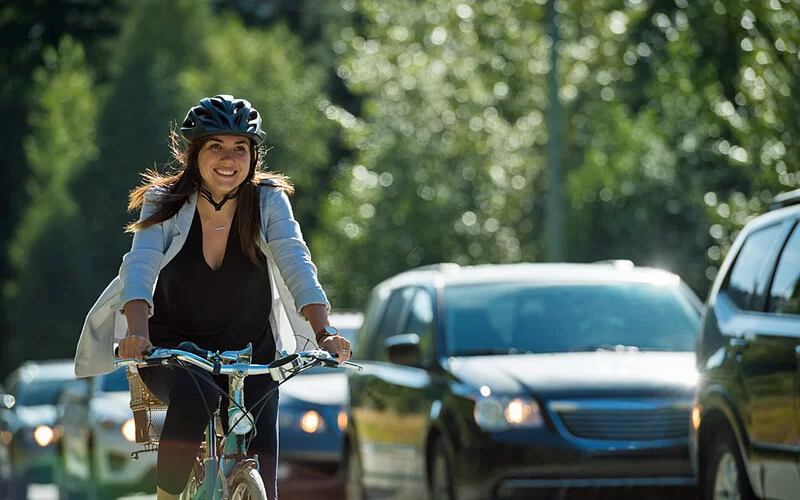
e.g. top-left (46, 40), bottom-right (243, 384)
top-left (126, 368), bottom-right (168, 452)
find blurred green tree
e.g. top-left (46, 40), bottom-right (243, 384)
top-left (0, 0), bottom-right (126, 373)
top-left (313, 0), bottom-right (800, 307)
top-left (314, 0), bottom-right (554, 308)
top-left (4, 37), bottom-right (99, 367)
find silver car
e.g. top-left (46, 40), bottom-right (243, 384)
top-left (2, 359), bottom-right (75, 500)
top-left (57, 366), bottom-right (157, 499)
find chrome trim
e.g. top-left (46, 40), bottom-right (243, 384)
top-left (549, 398), bottom-right (693, 412)
top-left (546, 398), bottom-right (693, 450)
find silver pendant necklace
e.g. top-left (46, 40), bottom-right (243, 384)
top-left (214, 226), bottom-right (227, 231)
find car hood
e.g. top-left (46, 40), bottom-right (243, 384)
top-left (447, 351), bottom-right (697, 399)
top-left (279, 372), bottom-right (347, 407)
top-left (91, 391), bottom-right (134, 422)
top-left (16, 405), bottom-right (57, 427)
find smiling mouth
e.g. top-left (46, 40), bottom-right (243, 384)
top-left (213, 168), bottom-right (237, 177)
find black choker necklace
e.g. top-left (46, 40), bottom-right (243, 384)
top-left (199, 186), bottom-right (238, 211)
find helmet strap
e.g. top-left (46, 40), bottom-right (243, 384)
top-left (199, 185), bottom-right (239, 212)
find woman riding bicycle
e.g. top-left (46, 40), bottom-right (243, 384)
top-left (74, 94), bottom-right (351, 499)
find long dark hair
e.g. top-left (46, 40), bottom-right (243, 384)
top-left (126, 130), bottom-right (294, 266)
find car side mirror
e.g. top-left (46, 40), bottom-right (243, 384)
top-left (385, 333), bottom-right (422, 367)
top-left (1, 394), bottom-right (14, 409)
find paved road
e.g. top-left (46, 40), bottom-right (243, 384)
top-left (27, 484), bottom-right (156, 500)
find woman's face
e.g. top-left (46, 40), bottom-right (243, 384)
top-left (196, 135), bottom-right (252, 198)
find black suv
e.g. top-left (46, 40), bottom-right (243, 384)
top-left (346, 261), bottom-right (702, 499)
top-left (692, 189), bottom-right (800, 500)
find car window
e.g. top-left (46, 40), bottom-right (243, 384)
top-left (17, 379), bottom-right (68, 406)
top-left (101, 367), bottom-right (131, 393)
top-left (366, 287), bottom-right (415, 360)
top-left (767, 223), bottom-right (800, 315)
top-left (444, 282), bottom-right (700, 354)
top-left (724, 224), bottom-right (784, 311)
top-left (403, 288), bottom-right (435, 362)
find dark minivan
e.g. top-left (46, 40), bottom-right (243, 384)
top-left (692, 189), bottom-right (800, 500)
top-left (346, 261), bottom-right (702, 499)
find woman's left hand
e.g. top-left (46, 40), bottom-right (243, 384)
top-left (320, 335), bottom-right (352, 362)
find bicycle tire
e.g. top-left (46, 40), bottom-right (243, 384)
top-left (228, 467), bottom-right (267, 500)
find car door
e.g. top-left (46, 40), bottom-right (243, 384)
top-left (760, 221), bottom-right (800, 489)
top-left (351, 286), bottom-right (415, 493)
top-left (60, 379), bottom-right (93, 482)
top-left (351, 286), bottom-right (438, 498)
top-left (722, 220), bottom-right (800, 499)
top-left (380, 287), bottom-right (438, 498)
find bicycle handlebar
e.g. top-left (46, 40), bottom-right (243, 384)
top-left (114, 341), bottom-right (363, 380)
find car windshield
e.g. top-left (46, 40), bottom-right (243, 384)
top-left (444, 282), bottom-right (700, 355)
top-left (17, 379), bottom-right (68, 406)
top-left (101, 367), bottom-right (130, 393)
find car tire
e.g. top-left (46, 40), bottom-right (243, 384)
top-left (430, 440), bottom-right (455, 500)
top-left (704, 428), bottom-right (755, 500)
top-left (345, 442), bottom-right (366, 500)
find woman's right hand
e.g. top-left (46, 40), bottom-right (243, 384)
top-left (118, 334), bottom-right (153, 360)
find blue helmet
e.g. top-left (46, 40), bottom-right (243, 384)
top-left (180, 94), bottom-right (267, 146)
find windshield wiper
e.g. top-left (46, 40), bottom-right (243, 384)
top-left (452, 348), bottom-right (525, 356)
top-left (568, 344), bottom-right (641, 352)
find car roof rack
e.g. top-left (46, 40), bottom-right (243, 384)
top-left (767, 189), bottom-right (800, 212)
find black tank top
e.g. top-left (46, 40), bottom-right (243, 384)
top-left (149, 210), bottom-right (276, 363)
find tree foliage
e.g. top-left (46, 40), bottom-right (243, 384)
top-left (4, 37), bottom-right (99, 364)
top-left (313, 0), bottom-right (800, 307)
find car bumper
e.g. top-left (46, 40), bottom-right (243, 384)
top-left (12, 441), bottom-right (58, 483)
top-left (94, 432), bottom-right (157, 490)
top-left (455, 432), bottom-right (694, 500)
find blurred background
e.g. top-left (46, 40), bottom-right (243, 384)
top-left (1, 0), bottom-right (799, 421)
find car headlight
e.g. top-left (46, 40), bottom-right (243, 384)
top-left (280, 407), bottom-right (328, 434)
top-left (300, 410), bottom-right (324, 434)
top-left (121, 418), bottom-right (137, 442)
top-left (474, 396), bottom-right (544, 432)
top-left (33, 426), bottom-right (55, 447)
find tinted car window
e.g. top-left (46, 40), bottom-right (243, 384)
top-left (444, 282), bottom-right (700, 354)
top-left (404, 288), bottom-right (435, 361)
top-left (366, 287), bottom-right (414, 360)
top-left (725, 224), bottom-right (783, 310)
top-left (101, 367), bottom-right (131, 393)
top-left (17, 380), bottom-right (67, 406)
top-left (767, 223), bottom-right (800, 315)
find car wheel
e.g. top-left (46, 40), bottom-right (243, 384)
top-left (430, 441), bottom-right (454, 500)
top-left (705, 428), bottom-right (755, 500)
top-left (345, 443), bottom-right (366, 500)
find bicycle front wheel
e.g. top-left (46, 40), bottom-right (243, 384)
top-left (228, 467), bottom-right (267, 500)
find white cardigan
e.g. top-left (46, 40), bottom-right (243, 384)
top-left (74, 180), bottom-right (329, 378)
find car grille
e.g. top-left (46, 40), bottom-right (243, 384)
top-left (553, 405), bottom-right (690, 442)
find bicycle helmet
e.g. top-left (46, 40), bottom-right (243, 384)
top-left (180, 94), bottom-right (267, 146)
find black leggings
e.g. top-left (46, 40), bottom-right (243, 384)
top-left (139, 364), bottom-right (280, 498)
